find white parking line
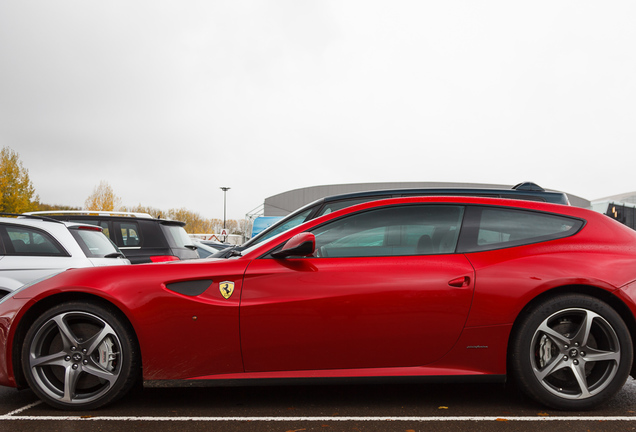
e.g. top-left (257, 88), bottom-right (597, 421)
top-left (1, 401), bottom-right (42, 417)
top-left (2, 400), bottom-right (636, 422)
top-left (1, 414), bottom-right (636, 422)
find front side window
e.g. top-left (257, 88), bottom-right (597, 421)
top-left (1, 225), bottom-right (67, 256)
top-left (457, 206), bottom-right (584, 253)
top-left (310, 205), bottom-right (464, 258)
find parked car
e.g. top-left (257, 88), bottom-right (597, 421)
top-left (213, 182), bottom-right (571, 258)
top-left (199, 240), bottom-right (232, 251)
top-left (0, 214), bottom-right (130, 297)
top-left (25, 211), bottom-right (199, 264)
top-left (190, 240), bottom-right (226, 258)
top-left (1, 196), bottom-right (635, 411)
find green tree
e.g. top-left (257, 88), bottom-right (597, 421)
top-left (84, 181), bottom-right (122, 211)
top-left (0, 146), bottom-right (39, 213)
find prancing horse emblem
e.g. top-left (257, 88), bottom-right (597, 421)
top-left (219, 281), bottom-right (234, 299)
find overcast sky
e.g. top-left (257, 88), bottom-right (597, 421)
top-left (1, 1), bottom-right (635, 220)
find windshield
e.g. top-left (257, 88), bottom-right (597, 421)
top-left (242, 207), bottom-right (313, 249)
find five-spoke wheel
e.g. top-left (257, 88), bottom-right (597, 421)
top-left (22, 302), bottom-right (139, 410)
top-left (511, 294), bottom-right (633, 410)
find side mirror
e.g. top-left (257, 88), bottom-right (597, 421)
top-left (271, 232), bottom-right (315, 258)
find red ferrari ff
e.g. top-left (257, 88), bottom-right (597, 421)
top-left (1, 196), bottom-right (636, 411)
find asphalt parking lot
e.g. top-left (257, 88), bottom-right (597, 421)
top-left (1, 379), bottom-right (636, 432)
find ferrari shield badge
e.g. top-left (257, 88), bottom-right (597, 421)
top-left (219, 281), bottom-right (234, 299)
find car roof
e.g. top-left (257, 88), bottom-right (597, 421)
top-left (0, 214), bottom-right (66, 227)
top-left (23, 211), bottom-right (187, 227)
top-left (0, 215), bottom-right (109, 231)
top-left (287, 182), bottom-right (568, 223)
top-left (25, 210), bottom-right (155, 218)
top-left (316, 182), bottom-right (569, 205)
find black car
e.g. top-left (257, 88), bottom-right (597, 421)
top-left (213, 182), bottom-right (570, 258)
top-left (25, 211), bottom-right (199, 264)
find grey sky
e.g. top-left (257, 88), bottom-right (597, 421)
top-left (1, 1), bottom-right (635, 220)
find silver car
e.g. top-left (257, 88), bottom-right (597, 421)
top-left (0, 215), bottom-right (130, 297)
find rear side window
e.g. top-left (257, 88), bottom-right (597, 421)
top-left (69, 219), bottom-right (110, 238)
top-left (162, 224), bottom-right (193, 248)
top-left (118, 222), bottom-right (141, 247)
top-left (457, 206), bottom-right (584, 253)
top-left (0, 225), bottom-right (67, 256)
top-left (70, 228), bottom-right (121, 258)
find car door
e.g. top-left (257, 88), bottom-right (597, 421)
top-left (240, 204), bottom-right (475, 373)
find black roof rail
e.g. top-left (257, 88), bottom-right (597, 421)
top-left (0, 212), bottom-right (65, 224)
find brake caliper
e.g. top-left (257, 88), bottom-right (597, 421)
top-left (97, 337), bottom-right (118, 371)
top-left (538, 334), bottom-right (554, 369)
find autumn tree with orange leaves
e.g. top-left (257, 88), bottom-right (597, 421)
top-left (0, 146), bottom-right (39, 213)
top-left (84, 181), bottom-right (122, 211)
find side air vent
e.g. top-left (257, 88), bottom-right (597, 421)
top-left (512, 182), bottom-right (545, 192)
top-left (166, 279), bottom-right (213, 296)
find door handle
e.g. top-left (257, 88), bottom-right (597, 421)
top-left (448, 276), bottom-right (470, 288)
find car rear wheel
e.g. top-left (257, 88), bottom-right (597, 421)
top-left (510, 294), bottom-right (633, 410)
top-left (21, 301), bottom-right (139, 410)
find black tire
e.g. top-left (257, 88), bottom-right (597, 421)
top-left (510, 294), bottom-right (633, 410)
top-left (21, 301), bottom-right (140, 410)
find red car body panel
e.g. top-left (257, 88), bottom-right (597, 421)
top-left (2, 196), bottom-right (636, 389)
top-left (241, 255), bottom-right (474, 372)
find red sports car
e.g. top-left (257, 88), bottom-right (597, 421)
top-left (1, 196), bottom-right (636, 411)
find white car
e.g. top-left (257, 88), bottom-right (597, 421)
top-left (0, 215), bottom-right (130, 297)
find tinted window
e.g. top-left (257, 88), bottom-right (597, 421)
top-left (162, 225), bottom-right (193, 248)
top-left (117, 222), bottom-right (141, 247)
top-left (1, 225), bottom-right (67, 256)
top-left (66, 219), bottom-right (110, 238)
top-left (458, 206), bottom-right (583, 253)
top-left (311, 205), bottom-right (464, 258)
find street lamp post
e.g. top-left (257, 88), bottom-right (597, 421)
top-left (220, 187), bottom-right (230, 240)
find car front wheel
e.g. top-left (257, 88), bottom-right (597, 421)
top-left (21, 301), bottom-right (139, 410)
top-left (510, 294), bottom-right (633, 410)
